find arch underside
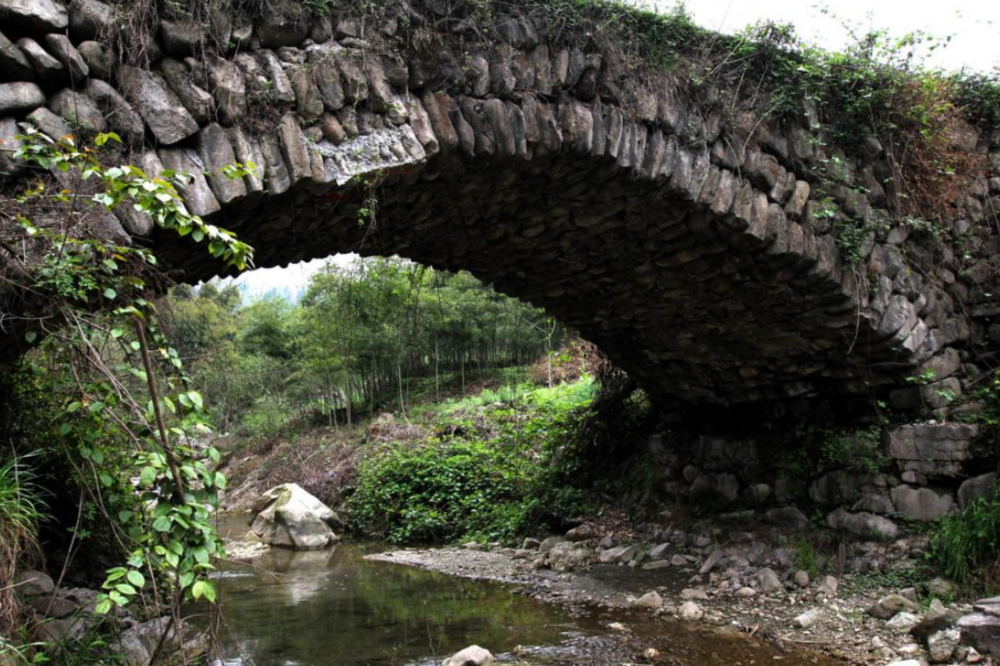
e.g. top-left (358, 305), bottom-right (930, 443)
top-left (157, 148), bottom-right (911, 411)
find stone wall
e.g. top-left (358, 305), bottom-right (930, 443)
top-left (646, 420), bottom-right (997, 535)
top-left (2, 0), bottom-right (1000, 416)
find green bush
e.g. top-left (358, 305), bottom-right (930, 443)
top-left (932, 485), bottom-right (1000, 586)
top-left (238, 399), bottom-right (297, 440)
top-left (349, 378), bottom-right (609, 544)
top-left (349, 441), bottom-right (530, 544)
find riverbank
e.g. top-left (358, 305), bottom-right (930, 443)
top-left (366, 532), bottom-right (976, 665)
top-left (217, 526), bottom-right (848, 666)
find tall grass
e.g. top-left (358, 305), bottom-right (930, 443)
top-left (932, 484), bottom-right (1000, 591)
top-left (0, 454), bottom-right (47, 638)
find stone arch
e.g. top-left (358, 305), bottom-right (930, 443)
top-left (0, 0), bottom-right (991, 415)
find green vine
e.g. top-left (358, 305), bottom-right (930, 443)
top-left (1, 128), bottom-right (255, 659)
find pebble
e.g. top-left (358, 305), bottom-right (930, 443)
top-left (642, 560), bottom-right (670, 570)
top-left (794, 570), bottom-right (810, 588)
top-left (632, 591), bottom-right (663, 609)
top-left (815, 575), bottom-right (839, 598)
top-left (793, 608), bottom-right (823, 629)
top-left (677, 601), bottom-right (703, 621)
top-left (886, 612), bottom-right (921, 632)
top-left (681, 588), bottom-right (708, 601)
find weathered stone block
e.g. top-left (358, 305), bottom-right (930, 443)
top-left (827, 508), bottom-right (898, 540)
top-left (118, 65), bottom-right (198, 145)
top-left (84, 79), bottom-right (143, 138)
top-left (0, 0), bottom-right (68, 32)
top-left (959, 473), bottom-right (996, 510)
top-left (48, 89), bottom-right (105, 132)
top-left (891, 485), bottom-right (955, 521)
top-left (0, 29), bottom-right (34, 80)
top-left (0, 81), bottom-right (44, 115)
top-left (888, 423), bottom-right (978, 477)
top-left (158, 147), bottom-right (220, 216)
top-left (255, 15), bottom-right (309, 48)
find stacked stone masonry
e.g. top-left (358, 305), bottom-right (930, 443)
top-left (647, 422), bottom-right (996, 535)
top-left (2, 0), bottom-right (1000, 414)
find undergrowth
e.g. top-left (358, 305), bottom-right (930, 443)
top-left (0, 454), bottom-right (46, 639)
top-left (349, 378), bottom-right (603, 544)
top-left (932, 485), bottom-right (1000, 592)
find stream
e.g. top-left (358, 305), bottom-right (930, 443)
top-left (206, 519), bottom-right (841, 666)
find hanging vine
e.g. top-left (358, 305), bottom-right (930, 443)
top-left (0, 127), bottom-right (254, 662)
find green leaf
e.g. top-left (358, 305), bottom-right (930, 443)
top-left (214, 472), bottom-right (227, 490)
top-left (152, 516), bottom-right (171, 532)
top-left (126, 570), bottom-right (145, 588)
top-left (191, 580), bottom-right (206, 599)
top-left (139, 466), bottom-right (157, 487)
top-left (103, 288), bottom-right (117, 300)
top-left (95, 599), bottom-right (113, 615)
top-left (111, 328), bottom-right (124, 338)
top-left (24, 330), bottom-right (37, 343)
top-left (114, 583), bottom-right (137, 596)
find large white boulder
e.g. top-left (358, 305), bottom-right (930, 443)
top-left (442, 645), bottom-right (493, 666)
top-left (249, 484), bottom-right (341, 550)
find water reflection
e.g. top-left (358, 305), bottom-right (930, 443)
top-left (207, 519), bottom-right (846, 666)
top-left (211, 541), bottom-right (583, 666)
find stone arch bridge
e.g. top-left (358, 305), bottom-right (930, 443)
top-left (1, 0), bottom-right (999, 417)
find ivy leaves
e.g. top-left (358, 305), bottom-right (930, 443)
top-left (8, 128), bottom-right (253, 624)
top-left (13, 128), bottom-right (254, 274)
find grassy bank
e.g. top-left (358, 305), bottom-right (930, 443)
top-left (218, 360), bottom-right (652, 545)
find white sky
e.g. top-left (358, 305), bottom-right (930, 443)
top-left (233, 0), bottom-right (1000, 299)
top-left (672, 0), bottom-right (1000, 73)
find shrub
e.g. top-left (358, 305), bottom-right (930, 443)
top-left (349, 441), bottom-right (530, 544)
top-left (239, 400), bottom-right (297, 440)
top-left (932, 485), bottom-right (1000, 587)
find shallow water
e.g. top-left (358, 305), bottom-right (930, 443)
top-left (209, 542), bottom-right (606, 666)
top-left (206, 519), bottom-right (843, 666)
